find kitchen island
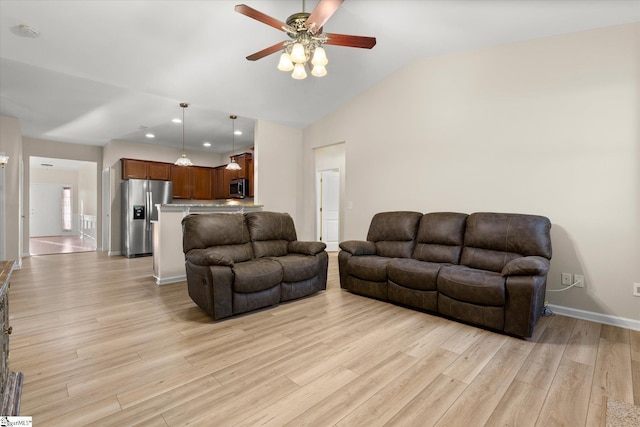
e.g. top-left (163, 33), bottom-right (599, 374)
top-left (152, 201), bottom-right (263, 285)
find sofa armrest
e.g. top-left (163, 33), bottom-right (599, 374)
top-left (339, 240), bottom-right (376, 256)
top-left (501, 256), bottom-right (550, 277)
top-left (185, 248), bottom-right (234, 267)
top-left (288, 241), bottom-right (326, 255)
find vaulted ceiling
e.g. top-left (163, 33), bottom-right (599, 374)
top-left (1, 0), bottom-right (637, 154)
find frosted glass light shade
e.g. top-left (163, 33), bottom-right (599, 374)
top-left (0, 155), bottom-right (8, 167)
top-left (292, 63), bottom-right (307, 79)
top-left (175, 154), bottom-right (193, 166)
top-left (311, 47), bottom-right (328, 66)
top-left (226, 159), bottom-right (242, 170)
top-left (277, 52), bottom-right (294, 71)
top-left (290, 42), bottom-right (306, 64)
top-left (311, 65), bottom-right (327, 77)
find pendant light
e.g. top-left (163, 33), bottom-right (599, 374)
top-left (226, 115), bottom-right (242, 171)
top-left (174, 102), bottom-right (193, 166)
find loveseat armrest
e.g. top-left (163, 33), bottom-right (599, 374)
top-left (288, 241), bottom-right (326, 256)
top-left (501, 256), bottom-right (550, 277)
top-left (339, 240), bottom-right (376, 256)
top-left (185, 248), bottom-right (234, 267)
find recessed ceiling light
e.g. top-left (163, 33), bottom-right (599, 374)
top-left (234, 130), bottom-right (242, 135)
top-left (145, 133), bottom-right (155, 138)
top-left (203, 142), bottom-right (212, 147)
top-left (172, 118), bottom-right (182, 123)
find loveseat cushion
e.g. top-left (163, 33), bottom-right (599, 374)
top-left (273, 254), bottom-right (320, 283)
top-left (437, 265), bottom-right (506, 306)
top-left (182, 213), bottom-right (251, 254)
top-left (347, 256), bottom-right (391, 282)
top-left (367, 211), bottom-right (422, 258)
top-left (232, 259), bottom-right (283, 293)
top-left (387, 258), bottom-right (440, 291)
top-left (246, 212), bottom-right (298, 258)
top-left (412, 212), bottom-right (467, 263)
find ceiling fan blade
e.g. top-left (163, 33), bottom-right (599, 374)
top-left (306, 0), bottom-right (344, 34)
top-left (246, 42), bottom-right (285, 61)
top-left (324, 33), bottom-right (377, 49)
top-left (235, 4), bottom-right (292, 33)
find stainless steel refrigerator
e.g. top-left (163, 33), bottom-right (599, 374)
top-left (121, 179), bottom-right (173, 258)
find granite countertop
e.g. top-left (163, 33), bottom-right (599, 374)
top-left (160, 199), bottom-right (262, 208)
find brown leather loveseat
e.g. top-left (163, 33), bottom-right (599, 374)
top-left (182, 211), bottom-right (328, 320)
top-left (339, 211), bottom-right (552, 337)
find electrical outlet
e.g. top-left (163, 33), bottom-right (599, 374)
top-left (561, 273), bottom-right (572, 286)
top-left (634, 283), bottom-right (640, 297)
top-left (574, 274), bottom-right (585, 288)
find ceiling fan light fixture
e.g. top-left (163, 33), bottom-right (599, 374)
top-left (311, 64), bottom-right (327, 77)
top-left (175, 102), bottom-right (193, 167)
top-left (277, 52), bottom-right (294, 71)
top-left (311, 46), bottom-right (328, 66)
top-left (290, 42), bottom-right (306, 64)
top-left (292, 63), bottom-right (308, 79)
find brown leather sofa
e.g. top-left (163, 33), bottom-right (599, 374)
top-left (182, 211), bottom-right (328, 320)
top-left (339, 211), bottom-right (552, 337)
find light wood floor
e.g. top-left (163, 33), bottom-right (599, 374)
top-left (8, 252), bottom-right (640, 426)
top-left (29, 235), bottom-right (96, 255)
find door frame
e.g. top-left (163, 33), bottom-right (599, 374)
top-left (316, 168), bottom-right (341, 251)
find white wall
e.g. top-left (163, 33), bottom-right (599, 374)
top-left (0, 116), bottom-right (22, 263)
top-left (293, 23), bottom-right (639, 322)
top-left (254, 120), bottom-right (303, 219)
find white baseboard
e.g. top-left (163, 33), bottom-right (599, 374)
top-left (547, 304), bottom-right (640, 331)
top-left (108, 251), bottom-right (121, 256)
top-left (154, 275), bottom-right (186, 285)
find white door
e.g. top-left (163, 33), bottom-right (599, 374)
top-left (30, 183), bottom-right (66, 237)
top-left (319, 169), bottom-right (340, 251)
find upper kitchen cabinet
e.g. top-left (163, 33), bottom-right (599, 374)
top-left (121, 159), bottom-right (171, 181)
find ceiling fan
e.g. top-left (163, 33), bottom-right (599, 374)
top-left (234, 0), bottom-right (376, 79)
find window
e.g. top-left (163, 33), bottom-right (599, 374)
top-left (62, 186), bottom-right (72, 231)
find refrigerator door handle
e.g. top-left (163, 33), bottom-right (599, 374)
top-left (146, 191), bottom-right (152, 231)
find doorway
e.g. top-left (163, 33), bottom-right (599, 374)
top-left (318, 169), bottom-right (340, 251)
top-left (29, 157), bottom-right (97, 255)
top-left (314, 142), bottom-right (345, 252)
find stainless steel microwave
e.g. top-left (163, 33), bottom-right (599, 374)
top-left (229, 178), bottom-right (247, 198)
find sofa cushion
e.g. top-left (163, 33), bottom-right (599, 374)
top-left (460, 212), bottom-right (552, 272)
top-left (347, 255), bottom-right (392, 282)
top-left (233, 259), bottom-right (283, 293)
top-left (437, 265), bottom-right (506, 306)
top-left (412, 212), bottom-right (467, 263)
top-left (366, 211), bottom-right (422, 258)
top-left (387, 258), bottom-right (440, 291)
top-left (273, 254), bottom-right (320, 283)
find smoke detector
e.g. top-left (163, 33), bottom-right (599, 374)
top-left (12, 24), bottom-right (40, 38)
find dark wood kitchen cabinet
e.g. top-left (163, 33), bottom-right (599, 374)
top-left (171, 165), bottom-right (214, 200)
top-left (191, 166), bottom-right (213, 200)
top-left (121, 159), bottom-right (170, 180)
top-left (170, 165), bottom-right (191, 199)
